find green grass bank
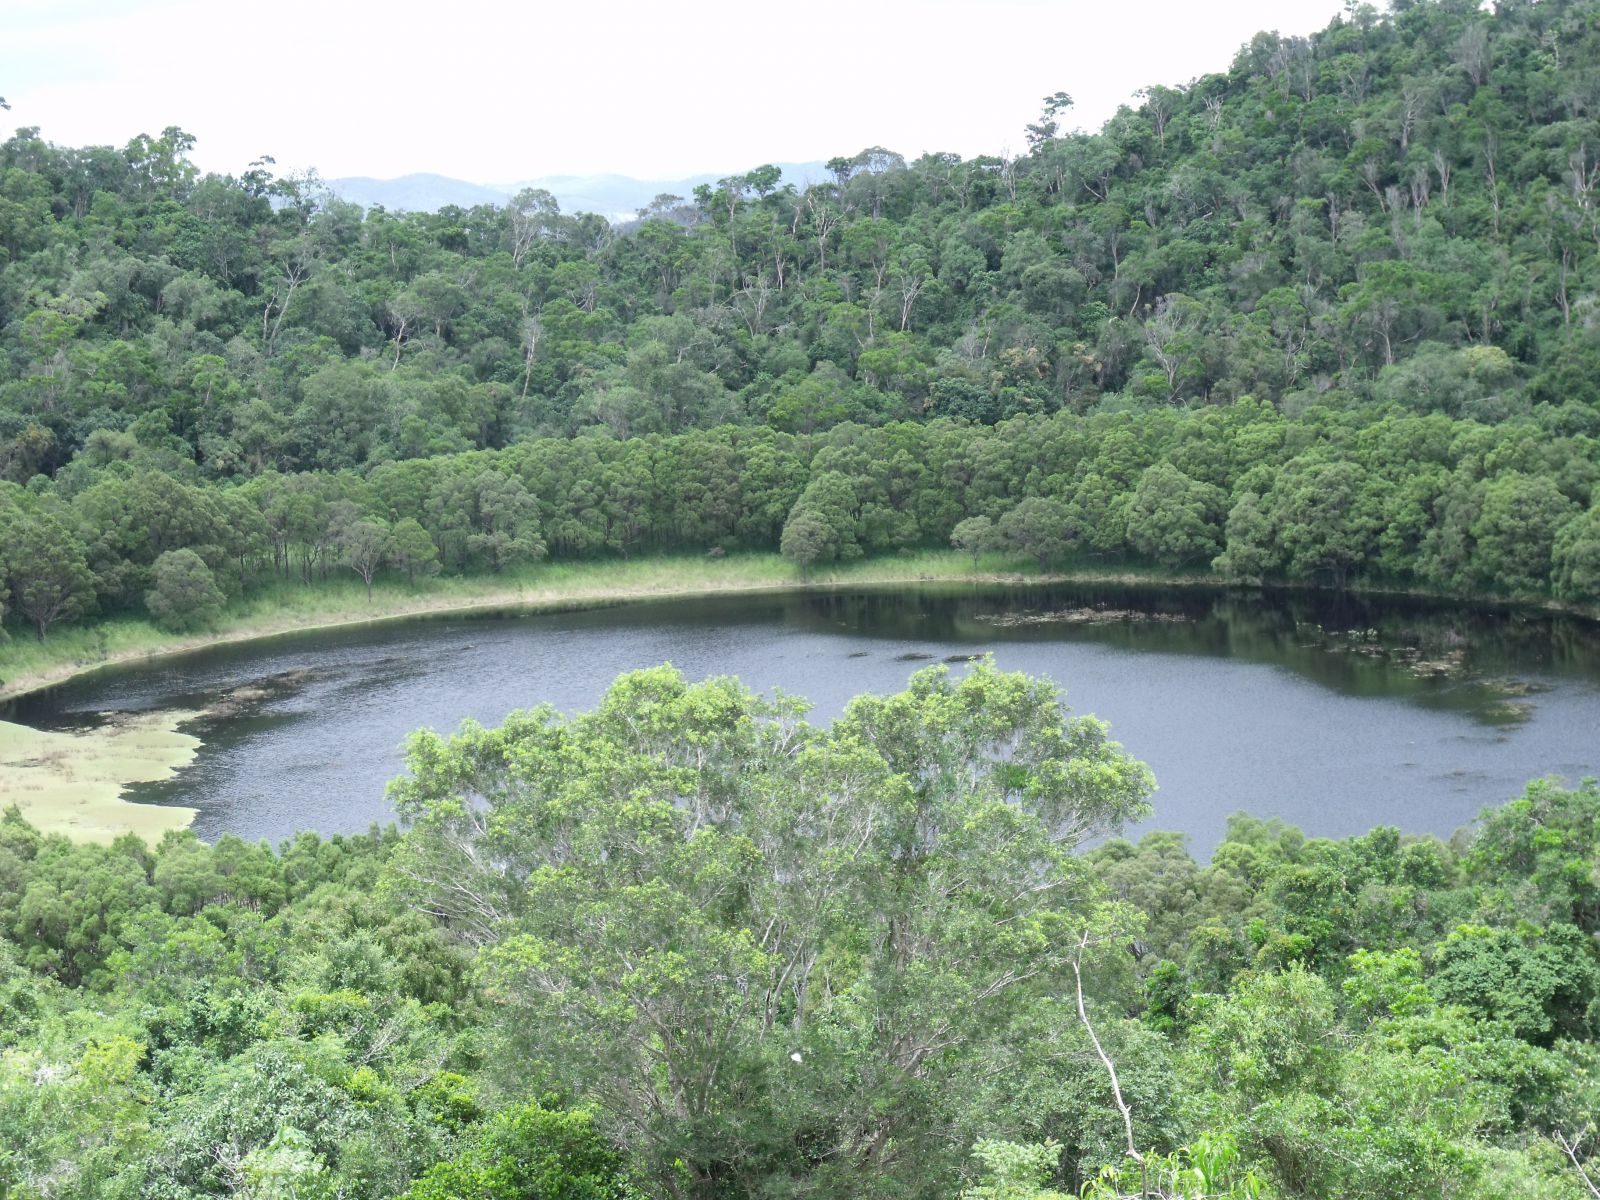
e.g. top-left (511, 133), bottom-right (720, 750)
top-left (0, 551), bottom-right (1231, 706)
top-left (6, 549), bottom-right (1597, 708)
top-left (4, 550), bottom-right (1596, 845)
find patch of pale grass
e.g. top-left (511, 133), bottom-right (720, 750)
top-left (0, 714), bottom-right (199, 844)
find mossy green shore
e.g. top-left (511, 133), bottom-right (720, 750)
top-left (0, 713), bottom-right (201, 842)
top-left (1, 550), bottom-right (1593, 844)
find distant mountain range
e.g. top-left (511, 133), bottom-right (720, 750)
top-left (326, 174), bottom-right (509, 212)
top-left (327, 163), bottom-right (829, 220)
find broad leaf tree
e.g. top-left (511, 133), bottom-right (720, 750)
top-left (385, 662), bottom-right (1154, 1198)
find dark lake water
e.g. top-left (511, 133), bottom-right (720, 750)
top-left (6, 584), bottom-right (1599, 856)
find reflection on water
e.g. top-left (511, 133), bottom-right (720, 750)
top-left (6, 583), bottom-right (1598, 856)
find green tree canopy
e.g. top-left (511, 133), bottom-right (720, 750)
top-left (146, 547), bottom-right (225, 631)
top-left (385, 661), bottom-right (1154, 1197)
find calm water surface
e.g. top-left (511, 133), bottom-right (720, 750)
top-left (7, 584), bottom-right (1599, 856)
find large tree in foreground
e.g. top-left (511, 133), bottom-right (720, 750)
top-left (385, 662), bottom-right (1156, 1199)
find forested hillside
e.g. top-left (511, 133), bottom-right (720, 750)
top-left (5, 0), bottom-right (1600, 647)
top-left (2, 665), bottom-right (1599, 1199)
top-left (12, 0), bottom-right (1600, 452)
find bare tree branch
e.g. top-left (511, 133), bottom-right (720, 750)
top-left (1073, 927), bottom-right (1143, 1167)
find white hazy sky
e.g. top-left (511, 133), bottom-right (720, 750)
top-left (3, 0), bottom-right (1348, 183)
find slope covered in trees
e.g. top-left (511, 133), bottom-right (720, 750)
top-left (1, 664), bottom-right (1598, 1198)
top-left (6, 0), bottom-right (1600, 648)
top-left (4, 401), bottom-right (1597, 653)
top-left (9, 0), bottom-right (1600, 457)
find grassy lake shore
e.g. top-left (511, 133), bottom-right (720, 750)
top-left (2, 550), bottom-right (1593, 844)
top-left (0, 551), bottom-right (1201, 842)
top-left (0, 551), bottom-right (1216, 706)
top-left (3, 549), bottom-right (1595, 708)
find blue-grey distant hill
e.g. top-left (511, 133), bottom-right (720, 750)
top-left (325, 174), bottom-right (511, 212)
top-left (328, 163), bottom-right (828, 220)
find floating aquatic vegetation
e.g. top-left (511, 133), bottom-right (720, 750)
top-left (0, 711), bottom-right (201, 843)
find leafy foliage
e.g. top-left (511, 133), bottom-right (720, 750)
top-left (146, 547), bottom-right (225, 631)
top-left (0, 685), bottom-right (1597, 1199)
top-left (9, 0), bottom-right (1600, 644)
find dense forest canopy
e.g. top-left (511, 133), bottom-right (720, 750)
top-left (12, 0), bottom-right (1600, 455)
top-left (3, 0), bottom-right (1600, 643)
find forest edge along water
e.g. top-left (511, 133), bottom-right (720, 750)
top-left (4, 552), bottom-right (1598, 708)
top-left (4, 574), bottom-right (1597, 857)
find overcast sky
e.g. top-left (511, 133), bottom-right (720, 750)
top-left (3, 0), bottom-right (1348, 183)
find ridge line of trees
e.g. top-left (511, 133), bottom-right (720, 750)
top-left (4, 401), bottom-right (1598, 639)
